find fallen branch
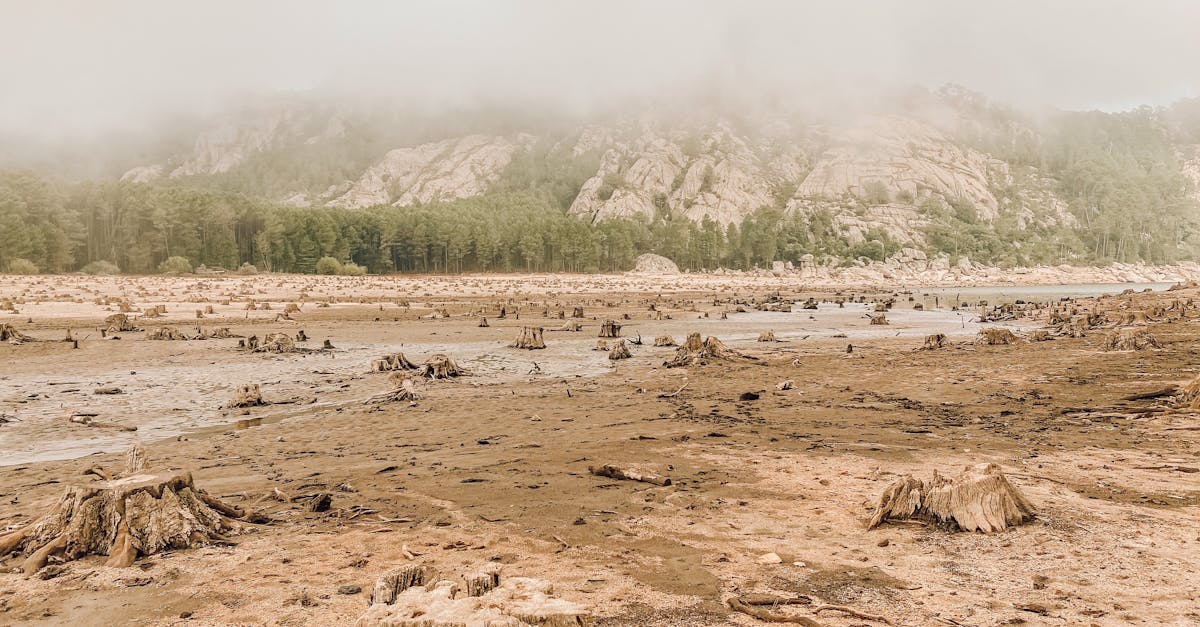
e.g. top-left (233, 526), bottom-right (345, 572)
top-left (588, 464), bottom-right (671, 486)
top-left (657, 381), bottom-right (689, 398)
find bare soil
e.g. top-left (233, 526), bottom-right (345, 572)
top-left (1, 273), bottom-right (1198, 626)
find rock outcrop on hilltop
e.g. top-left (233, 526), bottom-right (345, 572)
top-left (329, 134), bottom-right (535, 208)
top-left (567, 120), bottom-right (807, 226)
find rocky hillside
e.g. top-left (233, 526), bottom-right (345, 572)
top-left (114, 89), bottom-right (1200, 264)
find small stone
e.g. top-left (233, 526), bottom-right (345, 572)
top-left (337, 585), bottom-right (361, 595)
top-left (756, 552), bottom-right (782, 565)
top-left (877, 538), bottom-right (890, 547)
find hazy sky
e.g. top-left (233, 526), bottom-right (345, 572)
top-left (2, 0), bottom-right (1198, 136)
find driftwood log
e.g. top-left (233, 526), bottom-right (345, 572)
top-left (0, 471), bottom-right (242, 574)
top-left (868, 463), bottom-right (1036, 532)
top-left (511, 326), bottom-right (546, 350)
top-left (588, 464), bottom-right (671, 486)
top-left (359, 564), bottom-right (590, 627)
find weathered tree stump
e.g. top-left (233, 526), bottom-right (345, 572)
top-left (664, 333), bottom-right (754, 368)
top-left (359, 565), bottom-right (590, 627)
top-left (608, 339), bottom-right (631, 360)
top-left (557, 321), bottom-right (582, 332)
top-left (229, 384), bottom-right (267, 408)
top-left (869, 314), bottom-right (888, 325)
top-left (478, 316), bottom-right (489, 328)
top-left (1102, 328), bottom-right (1161, 351)
top-left (868, 463), bottom-right (1035, 533)
top-left (1, 323), bottom-right (30, 344)
top-left (372, 353), bottom-right (419, 372)
top-left (422, 354), bottom-right (462, 379)
top-left (653, 335), bottom-right (676, 347)
top-left (1175, 374), bottom-right (1200, 410)
top-left (103, 313), bottom-right (137, 333)
top-left (921, 333), bottom-right (948, 350)
top-left (146, 327), bottom-right (188, 341)
top-left (571, 307), bottom-right (584, 319)
top-left (0, 471), bottom-right (242, 574)
top-left (757, 330), bottom-right (777, 342)
top-left (511, 326), bottom-right (546, 350)
top-left (977, 328), bottom-right (1018, 345)
top-left (598, 320), bottom-right (621, 338)
top-left (253, 332), bottom-right (296, 353)
top-left (366, 375), bottom-right (418, 404)
top-left (593, 340), bottom-right (608, 351)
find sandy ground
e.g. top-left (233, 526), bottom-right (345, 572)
top-left (1, 273), bottom-right (1199, 626)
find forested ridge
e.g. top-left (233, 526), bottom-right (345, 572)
top-left (3, 94), bottom-right (1200, 275)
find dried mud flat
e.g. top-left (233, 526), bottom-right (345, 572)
top-left (1, 273), bottom-right (1199, 626)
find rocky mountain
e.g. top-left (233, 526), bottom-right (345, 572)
top-left (114, 89), bottom-right (1200, 261)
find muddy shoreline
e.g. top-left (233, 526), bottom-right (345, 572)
top-left (1, 274), bottom-right (1198, 626)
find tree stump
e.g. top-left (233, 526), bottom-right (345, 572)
top-left (253, 332), bottom-right (296, 353)
top-left (557, 321), bottom-right (582, 332)
top-left (1, 323), bottom-right (30, 344)
top-left (147, 327), bottom-right (188, 341)
top-left (372, 353), bottom-right (419, 372)
top-left (0, 471), bottom-right (242, 574)
top-left (359, 565), bottom-right (590, 627)
top-left (664, 333), bottom-right (754, 368)
top-left (229, 384), bottom-right (267, 408)
top-left (1102, 328), bottom-right (1161, 351)
top-left (366, 376), bottom-right (418, 404)
top-left (511, 326), bottom-right (546, 350)
top-left (757, 330), bottom-right (777, 342)
top-left (869, 314), bottom-right (888, 325)
top-left (593, 340), bottom-right (608, 351)
top-left (421, 354), bottom-right (462, 379)
top-left (1175, 374), bottom-right (1200, 410)
top-left (598, 320), bottom-right (621, 338)
top-left (978, 328), bottom-right (1018, 345)
top-left (571, 307), bottom-right (584, 319)
top-left (868, 463), bottom-right (1035, 532)
top-left (608, 339), bottom-right (631, 360)
top-left (653, 335), bottom-right (676, 347)
top-left (103, 313), bottom-right (137, 333)
top-left (921, 333), bottom-right (948, 350)
top-left (478, 316), bottom-right (489, 328)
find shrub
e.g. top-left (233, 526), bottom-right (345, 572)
top-left (338, 262), bottom-right (367, 276)
top-left (81, 260), bottom-right (120, 275)
top-left (314, 257), bottom-right (342, 275)
top-left (4, 258), bottom-right (38, 275)
top-left (157, 256), bottom-right (192, 274)
top-left (236, 262), bottom-right (259, 275)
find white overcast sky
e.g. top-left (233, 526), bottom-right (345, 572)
top-left (1, 0), bottom-right (1198, 136)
